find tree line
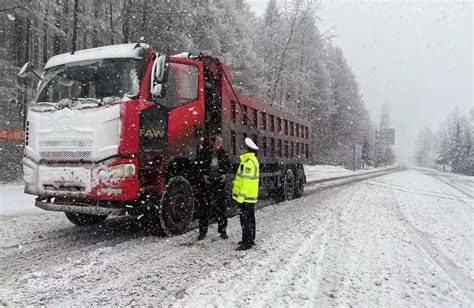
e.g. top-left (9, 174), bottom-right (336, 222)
top-left (415, 107), bottom-right (473, 176)
top-left (0, 0), bottom-right (377, 181)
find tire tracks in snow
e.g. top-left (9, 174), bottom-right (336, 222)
top-left (304, 179), bottom-right (402, 306)
top-left (247, 187), bottom-right (361, 306)
top-left (315, 173), bottom-right (473, 306)
top-left (382, 180), bottom-right (474, 302)
top-left (430, 174), bottom-right (474, 205)
top-left (249, 209), bottom-right (333, 306)
top-left (417, 169), bottom-right (474, 202)
top-left (362, 180), bottom-right (472, 203)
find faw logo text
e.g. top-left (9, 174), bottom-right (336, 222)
top-left (140, 128), bottom-right (165, 138)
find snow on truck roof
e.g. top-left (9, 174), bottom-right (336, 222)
top-left (44, 43), bottom-right (150, 70)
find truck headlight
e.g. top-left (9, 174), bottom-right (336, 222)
top-left (99, 163), bottom-right (136, 180)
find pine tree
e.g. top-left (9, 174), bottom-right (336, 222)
top-left (415, 127), bottom-right (436, 167)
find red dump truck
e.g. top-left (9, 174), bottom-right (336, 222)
top-left (19, 43), bottom-right (311, 234)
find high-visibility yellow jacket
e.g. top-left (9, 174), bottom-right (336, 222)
top-left (232, 152), bottom-right (259, 204)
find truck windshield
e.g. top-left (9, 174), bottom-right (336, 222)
top-left (36, 58), bottom-right (146, 104)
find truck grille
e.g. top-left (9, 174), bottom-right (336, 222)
top-left (40, 139), bottom-right (93, 148)
top-left (39, 138), bottom-right (93, 161)
top-left (40, 151), bottom-right (92, 161)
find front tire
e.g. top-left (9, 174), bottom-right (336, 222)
top-left (158, 176), bottom-right (195, 236)
top-left (65, 212), bottom-right (107, 226)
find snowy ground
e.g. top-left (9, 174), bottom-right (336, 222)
top-left (0, 186), bottom-right (40, 216)
top-left (0, 168), bottom-right (473, 306)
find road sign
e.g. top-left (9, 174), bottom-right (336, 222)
top-left (376, 128), bottom-right (395, 145)
top-left (354, 144), bottom-right (363, 170)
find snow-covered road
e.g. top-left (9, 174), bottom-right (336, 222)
top-left (1, 169), bottom-right (473, 306)
top-left (0, 185), bottom-right (39, 216)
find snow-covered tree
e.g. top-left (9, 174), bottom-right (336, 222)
top-left (374, 101), bottom-right (395, 166)
top-left (435, 107), bottom-right (473, 175)
top-left (414, 127), bottom-right (436, 167)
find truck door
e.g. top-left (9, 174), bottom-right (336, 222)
top-left (139, 57), bottom-right (204, 159)
top-left (165, 58), bottom-right (205, 158)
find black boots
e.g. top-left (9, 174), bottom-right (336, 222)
top-left (236, 243), bottom-right (253, 251)
top-left (236, 240), bottom-right (254, 250)
top-left (237, 241), bottom-right (255, 246)
top-left (198, 231), bottom-right (228, 240)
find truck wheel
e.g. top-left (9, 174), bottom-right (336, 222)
top-left (65, 212), bottom-right (107, 226)
top-left (278, 169), bottom-right (295, 201)
top-left (294, 169), bottom-right (305, 198)
top-left (159, 176), bottom-right (194, 236)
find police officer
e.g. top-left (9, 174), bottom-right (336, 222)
top-left (233, 137), bottom-right (259, 251)
top-left (196, 135), bottom-right (231, 240)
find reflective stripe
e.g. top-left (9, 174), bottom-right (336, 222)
top-left (236, 172), bottom-right (259, 180)
top-left (236, 157), bottom-right (259, 180)
top-left (244, 158), bottom-right (256, 164)
top-left (232, 193), bottom-right (258, 201)
top-left (244, 158), bottom-right (258, 177)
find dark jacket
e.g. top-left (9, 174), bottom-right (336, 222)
top-left (196, 147), bottom-right (231, 179)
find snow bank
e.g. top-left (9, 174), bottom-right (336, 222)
top-left (304, 164), bottom-right (381, 182)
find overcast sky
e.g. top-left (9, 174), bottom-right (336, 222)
top-left (247, 0), bottom-right (473, 160)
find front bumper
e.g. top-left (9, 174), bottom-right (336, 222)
top-left (23, 157), bottom-right (139, 201)
top-left (35, 198), bottom-right (124, 216)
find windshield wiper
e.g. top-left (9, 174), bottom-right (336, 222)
top-left (33, 98), bottom-right (101, 110)
top-left (30, 102), bottom-right (57, 112)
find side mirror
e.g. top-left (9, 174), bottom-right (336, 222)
top-left (18, 62), bottom-right (42, 80)
top-left (151, 84), bottom-right (166, 99)
top-left (18, 62), bottom-right (34, 78)
top-left (155, 55), bottom-right (170, 83)
top-left (150, 55), bottom-right (170, 100)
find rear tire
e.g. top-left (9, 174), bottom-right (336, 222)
top-left (65, 212), bottom-right (107, 226)
top-left (278, 169), bottom-right (295, 201)
top-left (294, 169), bottom-right (305, 198)
top-left (158, 176), bottom-right (195, 236)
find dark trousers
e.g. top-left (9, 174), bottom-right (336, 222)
top-left (199, 179), bottom-right (228, 235)
top-left (239, 202), bottom-right (256, 245)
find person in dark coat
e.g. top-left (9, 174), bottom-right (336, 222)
top-left (196, 135), bottom-right (231, 240)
